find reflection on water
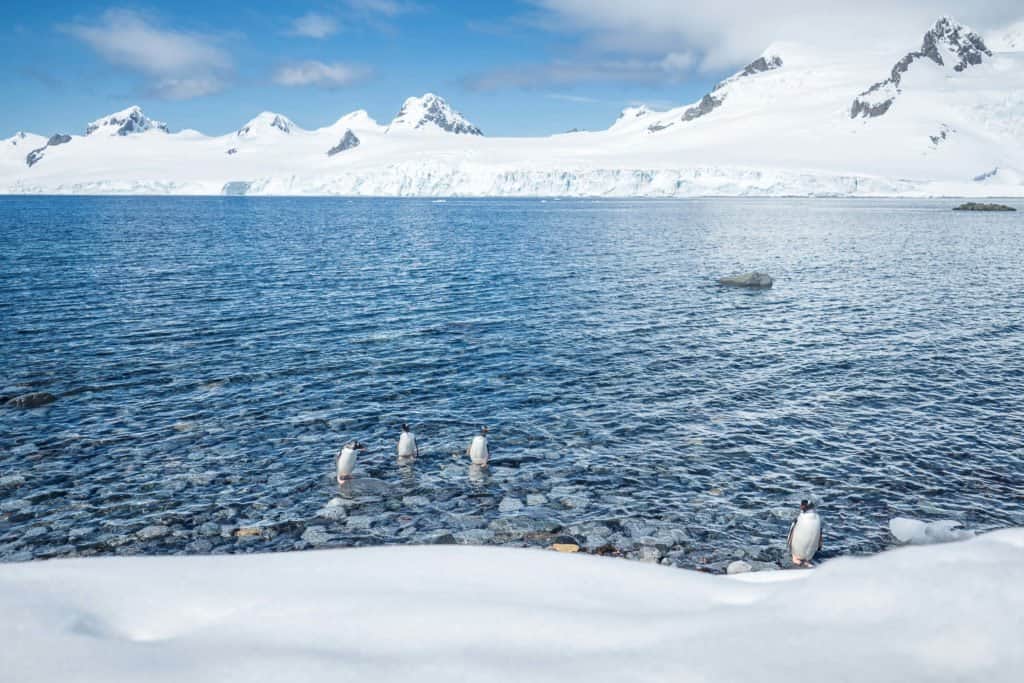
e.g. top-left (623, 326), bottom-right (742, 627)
top-left (1, 196), bottom-right (1022, 571)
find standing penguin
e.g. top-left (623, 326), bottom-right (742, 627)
top-left (787, 500), bottom-right (823, 567)
top-left (397, 423), bottom-right (419, 459)
top-left (336, 441), bottom-right (366, 482)
top-left (467, 426), bottom-right (490, 466)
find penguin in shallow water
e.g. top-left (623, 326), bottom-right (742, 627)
top-left (336, 441), bottom-right (366, 482)
top-left (787, 500), bottom-right (823, 566)
top-left (467, 426), bottom-right (490, 466)
top-left (397, 423), bottom-right (419, 459)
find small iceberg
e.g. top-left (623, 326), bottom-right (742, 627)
top-left (889, 517), bottom-right (975, 545)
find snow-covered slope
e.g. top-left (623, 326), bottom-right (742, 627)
top-left (1, 529), bottom-right (1022, 682)
top-left (2, 17), bottom-right (1023, 197)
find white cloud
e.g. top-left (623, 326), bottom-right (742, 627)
top-left (464, 54), bottom-right (697, 91)
top-left (345, 0), bottom-right (418, 17)
top-left (62, 9), bottom-right (232, 99)
top-left (273, 60), bottom-right (370, 88)
top-left (289, 13), bottom-right (339, 39)
top-left (530, 1), bottom-right (1024, 71)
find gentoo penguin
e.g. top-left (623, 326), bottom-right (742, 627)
top-left (397, 423), bottom-right (419, 459)
top-left (467, 426), bottom-right (490, 466)
top-left (787, 500), bottom-right (823, 567)
top-left (336, 441), bottom-right (366, 482)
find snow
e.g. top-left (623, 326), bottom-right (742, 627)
top-left (1, 529), bottom-right (1022, 682)
top-left (2, 17), bottom-right (1024, 197)
top-left (889, 517), bottom-right (976, 544)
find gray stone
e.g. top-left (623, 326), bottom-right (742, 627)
top-left (526, 493), bottom-right (548, 506)
top-left (0, 474), bottom-right (27, 490)
top-left (453, 529), bottom-right (495, 545)
top-left (137, 525), bottom-right (171, 541)
top-left (727, 560), bottom-right (753, 575)
top-left (718, 271), bottom-right (774, 288)
top-left (327, 129), bottom-right (360, 156)
top-left (301, 526), bottom-right (330, 545)
top-left (6, 392), bottom-right (57, 409)
top-left (498, 496), bottom-right (524, 513)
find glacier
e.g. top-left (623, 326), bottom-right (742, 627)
top-left (2, 17), bottom-right (1023, 198)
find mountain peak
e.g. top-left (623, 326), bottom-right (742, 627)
top-left (388, 93), bottom-right (482, 135)
top-left (238, 112), bottom-right (295, 137)
top-left (85, 106), bottom-right (168, 136)
top-left (851, 17), bottom-right (992, 119)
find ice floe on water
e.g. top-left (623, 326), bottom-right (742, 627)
top-left (889, 517), bottom-right (976, 545)
top-left (0, 529), bottom-right (1021, 682)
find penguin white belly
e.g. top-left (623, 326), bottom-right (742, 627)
top-left (337, 447), bottom-right (357, 479)
top-left (468, 436), bottom-right (489, 465)
top-left (398, 432), bottom-right (417, 458)
top-left (789, 512), bottom-right (821, 561)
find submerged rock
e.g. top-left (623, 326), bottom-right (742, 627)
top-left (727, 560), bottom-right (753, 575)
top-left (953, 202), bottom-right (1015, 212)
top-left (6, 392), bottom-right (57, 409)
top-left (717, 272), bottom-right (774, 288)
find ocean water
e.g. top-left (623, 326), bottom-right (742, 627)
top-left (1, 196), bottom-right (1022, 570)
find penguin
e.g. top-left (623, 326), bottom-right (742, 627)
top-left (397, 423), bottom-right (419, 459)
top-left (467, 426), bottom-right (490, 466)
top-left (336, 441), bottom-right (366, 482)
top-left (787, 500), bottom-right (823, 567)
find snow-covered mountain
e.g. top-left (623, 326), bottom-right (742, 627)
top-left (387, 93), bottom-right (482, 135)
top-left (3, 18), bottom-right (1023, 197)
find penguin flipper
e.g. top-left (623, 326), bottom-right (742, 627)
top-left (786, 519), bottom-right (796, 552)
top-left (818, 528), bottom-right (823, 551)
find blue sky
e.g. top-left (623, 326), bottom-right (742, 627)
top-left (0, 1), bottom-right (721, 138)
top-left (2, 1), bottom-right (1018, 138)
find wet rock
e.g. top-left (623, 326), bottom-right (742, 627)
top-left (67, 527), bottom-right (95, 542)
top-left (196, 522), bottom-right (220, 537)
top-left (953, 202), bottom-right (1015, 212)
top-left (526, 493), bottom-right (548, 506)
top-left (137, 525), bottom-right (171, 541)
top-left (551, 543), bottom-right (580, 553)
top-left (187, 539), bottom-right (214, 553)
top-left (429, 532), bottom-right (457, 545)
top-left (24, 526), bottom-right (50, 540)
top-left (346, 515), bottom-right (374, 531)
top-left (6, 392), bottom-right (57, 409)
top-left (452, 529), bottom-right (495, 544)
top-left (489, 516), bottom-right (562, 536)
top-left (498, 496), bottom-right (523, 513)
top-left (301, 526), bottom-right (330, 545)
top-left (727, 560), bottom-right (753, 575)
top-left (234, 527), bottom-right (264, 538)
top-left (636, 545), bottom-right (663, 563)
top-left (317, 498), bottom-right (348, 521)
top-left (0, 474), bottom-right (27, 490)
top-left (717, 272), bottom-right (773, 288)
top-left (402, 495), bottom-right (431, 508)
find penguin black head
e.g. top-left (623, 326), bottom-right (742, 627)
top-left (481, 426), bottom-right (489, 435)
top-left (800, 500), bottom-right (815, 512)
top-left (402, 423), bottom-right (409, 432)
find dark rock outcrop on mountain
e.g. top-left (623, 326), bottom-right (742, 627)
top-left (25, 134), bottom-right (72, 168)
top-left (677, 55), bottom-right (783, 123)
top-left (327, 130), bottom-right (360, 156)
top-left (390, 94), bottom-right (483, 135)
top-left (851, 18), bottom-right (992, 119)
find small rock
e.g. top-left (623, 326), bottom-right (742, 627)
top-left (498, 496), bottom-right (524, 513)
top-left (526, 494), bottom-right (548, 506)
top-left (453, 529), bottom-right (495, 544)
top-left (551, 543), bottom-right (580, 553)
top-left (6, 392), bottom-right (57, 409)
top-left (301, 526), bottom-right (330, 545)
top-left (718, 272), bottom-right (773, 288)
top-left (0, 474), bottom-right (27, 490)
top-left (137, 525), bottom-right (171, 541)
top-left (953, 202), bottom-right (1015, 212)
top-left (637, 545), bottom-right (663, 563)
top-left (727, 560), bottom-right (753, 575)
top-left (234, 527), bottom-right (263, 538)
top-left (429, 532), bottom-right (457, 545)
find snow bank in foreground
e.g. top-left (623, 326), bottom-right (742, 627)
top-left (2, 530), bottom-right (1022, 682)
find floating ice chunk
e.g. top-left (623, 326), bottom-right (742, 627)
top-left (889, 517), bottom-right (975, 545)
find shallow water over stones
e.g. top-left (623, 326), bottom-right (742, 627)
top-left (1, 197), bottom-right (1023, 571)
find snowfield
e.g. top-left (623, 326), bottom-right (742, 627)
top-left (0, 530), bottom-right (1022, 682)
top-left (2, 17), bottom-right (1023, 198)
